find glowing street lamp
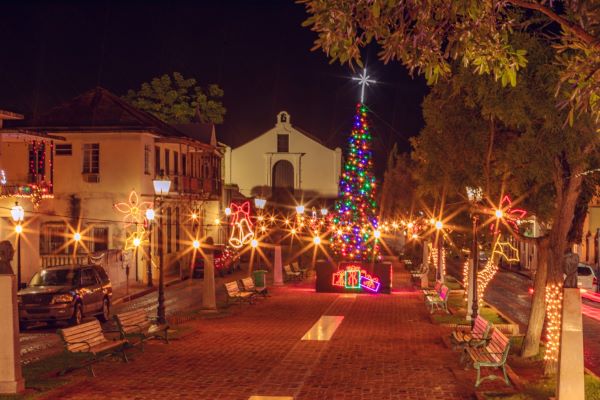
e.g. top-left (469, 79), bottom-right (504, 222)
top-left (373, 230), bottom-right (381, 239)
top-left (466, 186), bottom-right (483, 324)
top-left (320, 208), bottom-right (328, 216)
top-left (254, 197), bottom-right (267, 210)
top-left (495, 209), bottom-right (504, 219)
top-left (73, 232), bottom-right (82, 242)
top-left (224, 207), bottom-right (231, 216)
top-left (295, 205), bottom-right (305, 214)
top-left (153, 170), bottom-right (171, 325)
top-left (11, 202), bottom-right (25, 288)
top-left (192, 240), bottom-right (200, 249)
top-left (251, 239), bottom-right (259, 248)
top-left (313, 236), bottom-right (321, 245)
top-left (435, 220), bottom-right (443, 230)
top-left (145, 207), bottom-right (155, 288)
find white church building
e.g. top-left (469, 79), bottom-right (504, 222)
top-left (223, 111), bottom-right (342, 202)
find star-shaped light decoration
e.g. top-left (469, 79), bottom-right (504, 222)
top-left (352, 68), bottom-right (376, 104)
top-left (114, 190), bottom-right (153, 228)
top-left (491, 195), bottom-right (527, 233)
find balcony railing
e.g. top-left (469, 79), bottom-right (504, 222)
top-left (41, 254), bottom-right (88, 268)
top-left (174, 175), bottom-right (221, 198)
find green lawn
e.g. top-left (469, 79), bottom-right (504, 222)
top-left (483, 374), bottom-right (600, 399)
top-left (431, 293), bottom-right (509, 325)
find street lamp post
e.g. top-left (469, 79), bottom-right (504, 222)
top-left (145, 208), bottom-right (155, 287)
top-left (434, 220), bottom-right (444, 282)
top-left (11, 203), bottom-right (24, 289)
top-left (153, 172), bottom-right (171, 325)
top-left (466, 186), bottom-right (483, 325)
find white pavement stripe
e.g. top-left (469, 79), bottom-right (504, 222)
top-left (248, 397), bottom-right (294, 400)
top-left (301, 315), bottom-right (344, 341)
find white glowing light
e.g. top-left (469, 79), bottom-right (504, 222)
top-left (224, 207), bottom-right (231, 216)
top-left (145, 208), bottom-right (155, 221)
top-left (435, 221), bottom-right (443, 230)
top-left (296, 205), bottom-right (305, 214)
top-left (15, 224), bottom-right (23, 234)
top-left (0, 169), bottom-right (6, 185)
top-left (495, 209), bottom-right (504, 219)
top-left (407, 222), bottom-right (414, 229)
top-left (374, 230), bottom-right (381, 239)
top-left (133, 237), bottom-right (141, 247)
top-left (251, 239), bottom-right (258, 248)
top-left (193, 240), bottom-right (200, 249)
top-left (320, 208), bottom-right (328, 216)
top-left (313, 236), bottom-right (321, 245)
top-left (73, 232), bottom-right (82, 242)
top-left (352, 67), bottom-right (376, 103)
top-left (10, 203), bottom-right (24, 222)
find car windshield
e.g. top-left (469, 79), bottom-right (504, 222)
top-left (577, 266), bottom-right (593, 277)
top-left (29, 269), bottom-right (77, 287)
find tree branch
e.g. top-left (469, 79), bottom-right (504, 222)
top-left (507, 0), bottom-right (600, 48)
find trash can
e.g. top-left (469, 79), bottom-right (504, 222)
top-left (253, 270), bottom-right (268, 287)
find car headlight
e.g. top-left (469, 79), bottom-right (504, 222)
top-left (51, 294), bottom-right (74, 304)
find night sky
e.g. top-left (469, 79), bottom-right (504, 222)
top-left (0, 0), bottom-right (428, 175)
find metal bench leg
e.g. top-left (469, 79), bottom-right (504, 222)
top-left (121, 348), bottom-right (129, 363)
top-left (474, 365), bottom-right (481, 387)
top-left (502, 365), bottom-right (511, 386)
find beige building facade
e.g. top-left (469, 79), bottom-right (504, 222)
top-left (224, 111), bottom-right (342, 202)
top-left (0, 88), bottom-right (224, 287)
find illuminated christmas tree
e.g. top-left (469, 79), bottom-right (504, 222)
top-left (331, 102), bottom-right (380, 261)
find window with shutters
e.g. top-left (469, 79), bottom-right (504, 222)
top-left (82, 143), bottom-right (99, 174)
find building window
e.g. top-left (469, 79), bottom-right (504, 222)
top-left (144, 145), bottom-right (151, 175)
top-left (277, 134), bottom-right (289, 152)
top-left (155, 146), bottom-right (161, 175)
top-left (166, 207), bottom-right (172, 253)
top-left (175, 207), bottom-right (180, 251)
top-left (164, 149), bottom-right (170, 175)
top-left (92, 227), bottom-right (109, 252)
top-left (55, 144), bottom-right (72, 156)
top-left (40, 223), bottom-right (67, 254)
top-left (82, 143), bottom-right (100, 174)
top-left (182, 154), bottom-right (187, 176)
top-left (28, 142), bottom-right (46, 182)
top-left (174, 152), bottom-right (179, 176)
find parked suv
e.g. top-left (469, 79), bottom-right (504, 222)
top-left (18, 264), bottom-right (113, 330)
top-left (577, 263), bottom-right (598, 292)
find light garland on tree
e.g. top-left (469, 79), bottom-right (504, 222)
top-left (544, 282), bottom-right (563, 362)
top-left (331, 103), bottom-right (380, 261)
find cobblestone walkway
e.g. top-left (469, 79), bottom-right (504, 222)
top-left (41, 264), bottom-right (470, 400)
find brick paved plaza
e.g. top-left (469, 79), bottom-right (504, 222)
top-left (41, 264), bottom-right (471, 400)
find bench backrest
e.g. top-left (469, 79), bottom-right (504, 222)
top-left (225, 281), bottom-right (240, 295)
top-left (439, 285), bottom-right (449, 300)
top-left (283, 264), bottom-right (293, 274)
top-left (473, 316), bottom-right (492, 339)
top-left (486, 329), bottom-right (510, 363)
top-left (115, 309), bottom-right (149, 329)
top-left (58, 319), bottom-right (105, 352)
top-left (241, 277), bottom-right (255, 290)
top-left (291, 262), bottom-right (301, 271)
top-left (434, 281), bottom-right (442, 292)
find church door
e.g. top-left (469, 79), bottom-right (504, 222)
top-left (272, 160), bottom-right (294, 199)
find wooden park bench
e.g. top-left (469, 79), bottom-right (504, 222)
top-left (466, 329), bottom-right (511, 387)
top-left (291, 261), bottom-right (308, 278)
top-left (422, 280), bottom-right (442, 297)
top-left (425, 285), bottom-right (449, 313)
top-left (283, 264), bottom-right (302, 282)
top-left (114, 309), bottom-right (169, 351)
top-left (57, 319), bottom-right (128, 377)
top-left (451, 315), bottom-right (492, 352)
top-left (225, 281), bottom-right (255, 305)
top-left (241, 277), bottom-right (268, 297)
top-left (411, 263), bottom-right (427, 279)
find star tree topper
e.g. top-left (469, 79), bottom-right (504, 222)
top-left (352, 68), bottom-right (376, 103)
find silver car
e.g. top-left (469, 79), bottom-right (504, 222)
top-left (18, 264), bottom-right (113, 330)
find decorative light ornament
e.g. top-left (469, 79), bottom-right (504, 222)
top-left (373, 230), bottom-right (381, 239)
top-left (133, 237), bottom-right (141, 247)
top-left (352, 67), bottom-right (376, 104)
top-left (228, 201), bottom-right (254, 249)
top-left (0, 169), bottom-right (6, 185)
top-left (495, 209), bottom-right (504, 219)
top-left (214, 218), bottom-right (220, 225)
top-left (192, 212), bottom-right (199, 219)
top-left (313, 236), bottom-right (321, 245)
top-left (251, 239), bottom-right (258, 248)
top-left (435, 220), bottom-right (443, 230)
top-left (114, 190), bottom-right (153, 227)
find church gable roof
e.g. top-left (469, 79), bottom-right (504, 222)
top-left (233, 111), bottom-right (336, 151)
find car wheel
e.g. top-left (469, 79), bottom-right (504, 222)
top-left (69, 303), bottom-right (83, 326)
top-left (97, 298), bottom-right (110, 322)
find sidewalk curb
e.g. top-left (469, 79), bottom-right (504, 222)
top-left (112, 277), bottom-right (183, 306)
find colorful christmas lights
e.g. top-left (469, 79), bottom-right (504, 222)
top-left (544, 283), bottom-right (563, 363)
top-left (331, 264), bottom-right (381, 293)
top-left (331, 103), bottom-right (380, 261)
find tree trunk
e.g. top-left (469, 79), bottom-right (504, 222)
top-left (521, 238), bottom-right (548, 358)
top-left (543, 157), bottom-right (584, 376)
